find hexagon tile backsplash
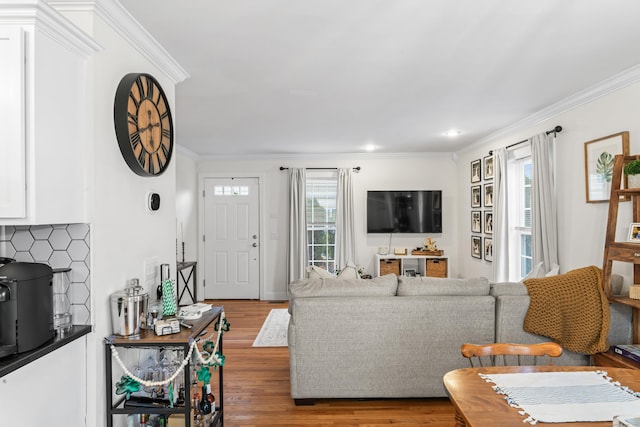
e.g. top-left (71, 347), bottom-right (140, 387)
top-left (0, 224), bottom-right (91, 325)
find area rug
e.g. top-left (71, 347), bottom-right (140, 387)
top-left (252, 309), bottom-right (290, 347)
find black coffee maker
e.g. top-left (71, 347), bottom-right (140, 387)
top-left (0, 261), bottom-right (54, 358)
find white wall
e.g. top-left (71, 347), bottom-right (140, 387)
top-left (197, 153), bottom-right (459, 300)
top-left (56, 4), bottom-right (185, 426)
top-left (456, 80), bottom-right (640, 284)
top-left (176, 149), bottom-right (199, 262)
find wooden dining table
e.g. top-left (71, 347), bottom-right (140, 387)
top-left (443, 365), bottom-right (640, 427)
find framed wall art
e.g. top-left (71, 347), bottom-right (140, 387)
top-left (484, 238), bottom-right (493, 262)
top-left (471, 211), bottom-right (481, 233)
top-left (471, 185), bottom-right (481, 208)
top-left (584, 131), bottom-right (629, 203)
top-left (483, 155), bottom-right (494, 180)
top-left (471, 236), bottom-right (482, 259)
top-left (628, 223), bottom-right (640, 242)
top-left (484, 183), bottom-right (494, 207)
top-left (484, 211), bottom-right (493, 234)
top-left (471, 159), bottom-right (481, 183)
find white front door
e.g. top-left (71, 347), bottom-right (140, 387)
top-left (203, 177), bottom-right (260, 299)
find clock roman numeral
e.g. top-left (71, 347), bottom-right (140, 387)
top-left (130, 131), bottom-right (141, 149)
top-left (135, 77), bottom-right (145, 100)
top-left (146, 79), bottom-right (154, 100)
top-left (161, 141), bottom-right (170, 158)
top-left (128, 113), bottom-right (138, 127)
top-left (162, 128), bottom-right (171, 138)
top-left (137, 149), bottom-right (147, 169)
top-left (128, 93), bottom-right (140, 110)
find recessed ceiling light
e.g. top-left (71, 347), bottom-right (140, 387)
top-left (363, 142), bottom-right (376, 152)
top-left (444, 130), bottom-right (462, 137)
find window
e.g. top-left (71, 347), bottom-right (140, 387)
top-left (508, 150), bottom-right (533, 280)
top-left (306, 171), bottom-right (337, 273)
top-left (213, 185), bottom-right (249, 196)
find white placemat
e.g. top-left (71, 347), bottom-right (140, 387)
top-left (480, 371), bottom-right (640, 424)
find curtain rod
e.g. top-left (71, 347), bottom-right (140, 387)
top-left (489, 125), bottom-right (562, 156)
top-left (279, 166), bottom-right (361, 172)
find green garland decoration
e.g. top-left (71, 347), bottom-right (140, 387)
top-left (215, 317), bottom-right (231, 332)
top-left (115, 375), bottom-right (141, 400)
top-left (197, 364), bottom-right (212, 384)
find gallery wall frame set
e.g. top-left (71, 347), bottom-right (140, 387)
top-left (584, 131), bottom-right (629, 203)
top-left (471, 154), bottom-right (494, 262)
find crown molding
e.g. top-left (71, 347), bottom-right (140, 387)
top-left (48, 0), bottom-right (189, 84)
top-left (460, 63), bottom-right (640, 154)
top-left (0, 0), bottom-right (101, 57)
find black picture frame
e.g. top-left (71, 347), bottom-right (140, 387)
top-left (483, 155), bottom-right (494, 180)
top-left (471, 159), bottom-right (481, 183)
top-left (471, 236), bottom-right (482, 259)
top-left (471, 185), bottom-right (481, 208)
top-left (484, 183), bottom-right (493, 207)
top-left (471, 211), bottom-right (481, 233)
top-left (484, 237), bottom-right (493, 262)
top-left (484, 211), bottom-right (493, 234)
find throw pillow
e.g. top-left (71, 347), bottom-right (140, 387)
top-left (306, 265), bottom-right (334, 279)
top-left (337, 263), bottom-right (360, 280)
top-left (522, 262), bottom-right (544, 280)
top-left (545, 264), bottom-right (560, 277)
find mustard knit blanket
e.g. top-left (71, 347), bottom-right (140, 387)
top-left (523, 265), bottom-right (610, 354)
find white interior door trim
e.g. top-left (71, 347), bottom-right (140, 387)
top-left (198, 172), bottom-right (266, 300)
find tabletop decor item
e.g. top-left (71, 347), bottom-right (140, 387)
top-left (624, 159), bottom-right (640, 188)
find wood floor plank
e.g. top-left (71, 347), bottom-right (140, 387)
top-left (206, 299), bottom-right (456, 427)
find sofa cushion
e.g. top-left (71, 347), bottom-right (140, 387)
top-left (490, 281), bottom-right (529, 296)
top-left (289, 273), bottom-right (398, 297)
top-left (397, 276), bottom-right (490, 296)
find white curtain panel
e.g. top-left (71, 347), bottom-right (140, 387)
top-left (492, 148), bottom-right (510, 282)
top-left (531, 132), bottom-right (559, 272)
top-left (287, 168), bottom-right (307, 284)
top-left (336, 168), bottom-right (356, 269)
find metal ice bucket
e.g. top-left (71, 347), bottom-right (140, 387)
top-left (110, 284), bottom-right (148, 337)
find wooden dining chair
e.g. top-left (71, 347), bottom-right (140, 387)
top-left (461, 342), bottom-right (563, 367)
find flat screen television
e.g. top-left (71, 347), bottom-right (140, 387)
top-left (367, 190), bottom-right (442, 234)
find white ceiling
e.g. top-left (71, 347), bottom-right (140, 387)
top-left (118, 0), bottom-right (640, 157)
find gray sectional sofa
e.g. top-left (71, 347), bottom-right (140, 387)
top-left (287, 273), bottom-right (632, 404)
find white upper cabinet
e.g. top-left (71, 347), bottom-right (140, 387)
top-left (0, 2), bottom-right (99, 224)
top-left (0, 27), bottom-right (26, 218)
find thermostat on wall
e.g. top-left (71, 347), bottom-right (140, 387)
top-left (147, 192), bottom-right (161, 212)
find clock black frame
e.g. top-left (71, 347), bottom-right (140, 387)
top-left (114, 73), bottom-right (174, 177)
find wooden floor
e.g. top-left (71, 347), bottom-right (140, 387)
top-left (207, 299), bottom-right (456, 427)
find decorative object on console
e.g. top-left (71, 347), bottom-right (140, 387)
top-left (114, 73), bottom-right (174, 177)
top-left (394, 248), bottom-right (407, 255)
top-left (584, 131), bottom-right (629, 203)
top-left (424, 237), bottom-right (437, 251)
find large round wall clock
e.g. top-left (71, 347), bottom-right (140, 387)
top-left (114, 73), bottom-right (174, 177)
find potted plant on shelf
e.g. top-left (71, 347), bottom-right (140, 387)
top-left (624, 159), bottom-right (640, 188)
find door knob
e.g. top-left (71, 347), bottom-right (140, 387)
top-left (252, 243), bottom-right (258, 247)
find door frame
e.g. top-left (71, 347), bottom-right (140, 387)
top-left (198, 172), bottom-right (265, 300)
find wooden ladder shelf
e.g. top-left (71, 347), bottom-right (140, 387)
top-left (602, 154), bottom-right (640, 343)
